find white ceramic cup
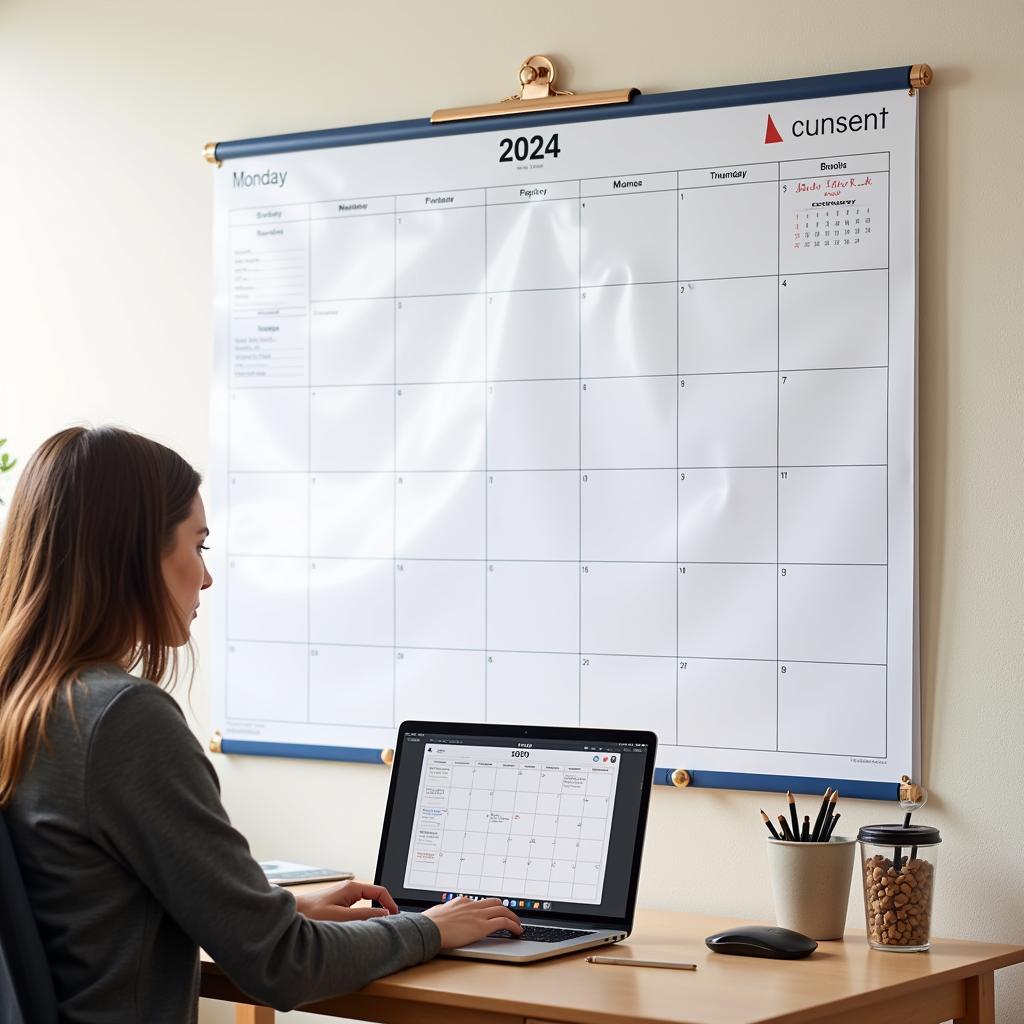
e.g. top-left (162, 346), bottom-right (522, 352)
top-left (765, 835), bottom-right (856, 940)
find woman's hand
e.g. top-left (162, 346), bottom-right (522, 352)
top-left (423, 896), bottom-right (523, 948)
top-left (295, 880), bottom-right (400, 922)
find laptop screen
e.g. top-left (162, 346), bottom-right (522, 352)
top-left (375, 721), bottom-right (656, 927)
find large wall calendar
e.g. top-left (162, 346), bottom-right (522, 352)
top-left (210, 71), bottom-right (920, 796)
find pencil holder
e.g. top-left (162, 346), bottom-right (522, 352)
top-left (765, 836), bottom-right (856, 940)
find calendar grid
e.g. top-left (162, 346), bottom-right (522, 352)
top-left (675, 167), bottom-right (681, 746)
top-left (578, 182), bottom-right (583, 727)
top-left (305, 199), bottom-right (312, 723)
top-left (776, 159), bottom-right (782, 752)
top-left (223, 149), bottom-right (898, 765)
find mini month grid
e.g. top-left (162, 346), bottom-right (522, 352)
top-left (404, 745), bottom-right (618, 902)
top-left (212, 94), bottom-right (917, 786)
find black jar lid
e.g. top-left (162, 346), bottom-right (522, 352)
top-left (858, 823), bottom-right (941, 846)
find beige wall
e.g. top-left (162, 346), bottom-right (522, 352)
top-left (2, 1), bottom-right (1023, 1020)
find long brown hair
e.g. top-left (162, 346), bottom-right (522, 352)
top-left (0, 426), bottom-right (201, 806)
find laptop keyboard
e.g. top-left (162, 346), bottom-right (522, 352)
top-left (488, 925), bottom-right (595, 943)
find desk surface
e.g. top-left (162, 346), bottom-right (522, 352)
top-left (201, 905), bottom-right (1024, 1024)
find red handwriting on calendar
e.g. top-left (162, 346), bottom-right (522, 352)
top-left (796, 175), bottom-right (874, 198)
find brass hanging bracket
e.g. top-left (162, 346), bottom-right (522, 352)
top-left (431, 55), bottom-right (637, 123)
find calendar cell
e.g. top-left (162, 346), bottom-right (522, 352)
top-left (779, 466), bottom-right (886, 564)
top-left (231, 315), bottom-right (308, 387)
top-left (311, 299), bottom-right (394, 386)
top-left (309, 558), bottom-right (393, 647)
top-left (581, 190), bottom-right (677, 287)
top-left (228, 557), bottom-right (307, 643)
top-left (397, 382), bottom-right (485, 472)
top-left (311, 213), bottom-right (395, 300)
top-left (310, 472), bottom-right (393, 559)
top-left (396, 471), bottom-right (485, 560)
top-left (581, 282), bottom-right (676, 378)
top-left (396, 559), bottom-right (485, 650)
top-left (485, 652), bottom-right (580, 726)
top-left (779, 563), bottom-right (886, 664)
top-left (227, 642), bottom-right (307, 722)
top-left (487, 198), bottom-right (580, 292)
top-left (486, 561), bottom-right (579, 654)
top-left (487, 289), bottom-right (579, 381)
top-left (395, 648), bottom-right (486, 723)
top-left (311, 386), bottom-right (394, 472)
top-left (780, 171), bottom-right (888, 275)
top-left (581, 469), bottom-right (676, 563)
top-left (677, 372), bottom-right (777, 467)
top-left (486, 471), bottom-right (579, 562)
top-left (678, 181), bottom-right (779, 280)
top-left (231, 216), bottom-right (309, 316)
top-left (396, 206), bottom-right (485, 296)
top-left (676, 659), bottom-right (777, 751)
top-left (678, 468), bottom-right (776, 563)
top-left (581, 376), bottom-right (676, 469)
top-left (677, 563), bottom-right (776, 660)
top-left (229, 473), bottom-right (308, 557)
top-left (396, 294), bottom-right (485, 383)
top-left (488, 380), bottom-right (579, 471)
top-left (778, 662), bottom-right (886, 756)
top-left (677, 277), bottom-right (778, 374)
top-left (779, 368), bottom-right (887, 466)
top-left (308, 644), bottom-right (394, 726)
top-left (229, 388), bottom-right (308, 472)
top-left (780, 269), bottom-right (887, 370)
top-left (579, 655), bottom-right (676, 736)
top-left (581, 562), bottom-right (675, 657)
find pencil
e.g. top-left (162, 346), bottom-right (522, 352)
top-left (587, 955), bottom-right (697, 970)
top-left (818, 790), bottom-right (838, 842)
top-left (801, 814), bottom-right (810, 842)
top-left (761, 810), bottom-right (781, 840)
top-left (777, 814), bottom-right (795, 841)
top-left (787, 791), bottom-right (801, 842)
top-left (826, 812), bottom-right (840, 840)
top-left (810, 787), bottom-right (832, 842)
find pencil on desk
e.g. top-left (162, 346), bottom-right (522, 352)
top-left (587, 955), bottom-right (697, 971)
top-left (761, 810), bottom-right (781, 840)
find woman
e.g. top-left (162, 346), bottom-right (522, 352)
top-left (0, 426), bottom-right (520, 1022)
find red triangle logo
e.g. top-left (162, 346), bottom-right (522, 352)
top-left (764, 114), bottom-right (783, 144)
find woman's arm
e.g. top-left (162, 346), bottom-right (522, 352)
top-left (85, 683), bottom-right (439, 1012)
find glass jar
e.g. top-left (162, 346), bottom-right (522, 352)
top-left (858, 824), bottom-right (941, 952)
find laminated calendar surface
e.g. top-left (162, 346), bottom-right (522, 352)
top-left (210, 84), bottom-right (919, 791)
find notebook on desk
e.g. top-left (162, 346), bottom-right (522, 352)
top-left (374, 720), bottom-right (657, 963)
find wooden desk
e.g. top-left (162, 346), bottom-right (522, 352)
top-left (202, 909), bottom-right (1024, 1024)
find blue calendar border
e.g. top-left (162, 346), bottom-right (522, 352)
top-left (219, 739), bottom-right (899, 800)
top-left (212, 66), bottom-right (915, 161)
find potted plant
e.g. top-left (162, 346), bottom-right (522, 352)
top-left (0, 437), bottom-right (16, 506)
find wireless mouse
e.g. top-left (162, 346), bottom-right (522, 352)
top-left (705, 925), bottom-right (817, 959)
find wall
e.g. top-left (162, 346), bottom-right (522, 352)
top-left (1, 1), bottom-right (1022, 1020)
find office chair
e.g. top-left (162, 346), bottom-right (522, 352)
top-left (0, 812), bottom-right (57, 1024)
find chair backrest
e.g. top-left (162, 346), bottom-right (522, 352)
top-left (0, 812), bottom-right (57, 1024)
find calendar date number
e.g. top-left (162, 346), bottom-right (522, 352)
top-left (498, 133), bottom-right (561, 163)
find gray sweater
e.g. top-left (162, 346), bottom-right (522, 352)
top-left (5, 666), bottom-right (440, 1022)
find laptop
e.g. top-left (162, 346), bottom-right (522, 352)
top-left (374, 720), bottom-right (657, 963)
